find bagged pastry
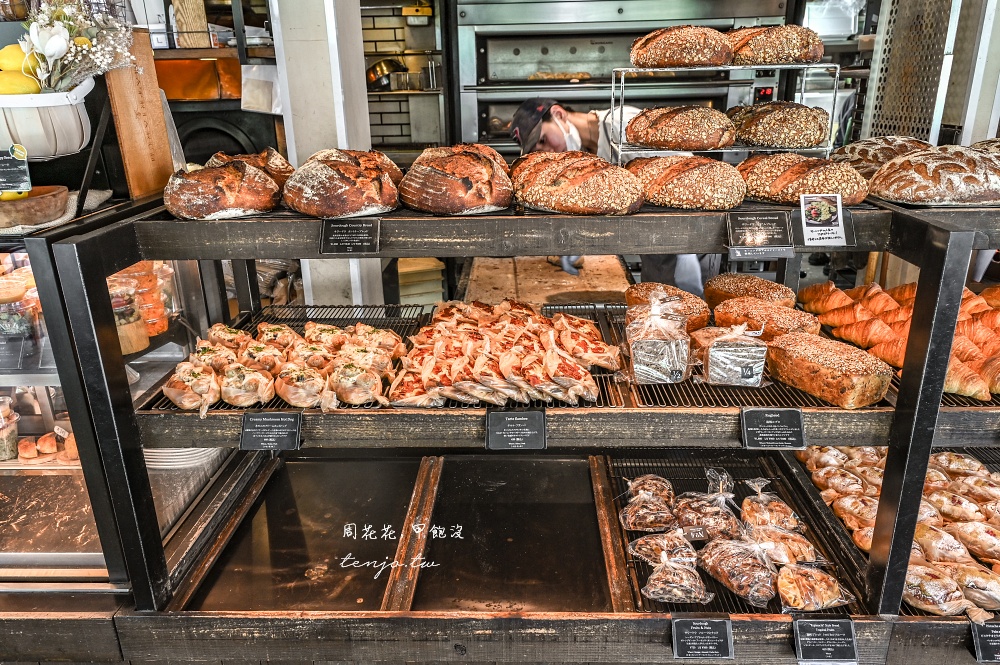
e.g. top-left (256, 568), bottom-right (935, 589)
top-left (925, 490), bottom-right (986, 522)
top-left (745, 523), bottom-right (819, 564)
top-left (837, 445), bottom-right (883, 466)
top-left (628, 474), bottom-right (675, 506)
top-left (945, 521), bottom-right (1000, 564)
top-left (951, 476), bottom-right (1000, 503)
top-left (937, 561), bottom-right (1000, 610)
top-left (699, 538), bottom-right (777, 608)
top-left (852, 527), bottom-right (873, 553)
top-left (778, 564), bottom-right (855, 612)
top-left (804, 446), bottom-right (849, 472)
top-left (845, 459), bottom-right (884, 494)
top-left (642, 556), bottom-right (714, 604)
top-left (741, 478), bottom-right (799, 531)
top-left (904, 563), bottom-right (984, 621)
top-left (811, 466), bottom-right (868, 504)
top-left (629, 530), bottom-right (698, 566)
top-left (625, 296), bottom-right (691, 384)
top-left (697, 323), bottom-right (767, 386)
top-left (929, 452), bottom-right (989, 478)
top-left (674, 468), bottom-right (742, 540)
top-left (913, 523), bottom-right (975, 563)
top-left (924, 465), bottom-right (953, 493)
top-left (163, 362), bottom-right (220, 418)
top-left (918, 500), bottom-right (944, 527)
top-left (620, 491), bottom-right (678, 532)
top-left (832, 495), bottom-right (879, 531)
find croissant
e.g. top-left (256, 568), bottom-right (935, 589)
top-left (833, 318), bottom-right (898, 349)
top-left (952, 335), bottom-right (986, 364)
top-left (869, 337), bottom-right (907, 368)
top-left (962, 295), bottom-right (993, 316)
top-left (804, 289), bottom-right (854, 314)
top-left (974, 309), bottom-right (1000, 332)
top-left (877, 304), bottom-right (913, 325)
top-left (845, 283), bottom-right (880, 301)
top-left (860, 290), bottom-right (900, 315)
top-left (798, 280), bottom-right (836, 305)
top-left (889, 319), bottom-right (911, 342)
top-left (957, 320), bottom-right (1000, 357)
top-left (886, 282), bottom-right (917, 304)
top-left (983, 285), bottom-right (1000, 309)
top-left (818, 302), bottom-right (874, 327)
top-left (974, 355), bottom-right (1000, 394)
top-left (945, 356), bottom-right (992, 401)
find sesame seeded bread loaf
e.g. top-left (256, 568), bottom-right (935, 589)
top-left (630, 26), bottom-right (733, 67)
top-left (973, 138), bottom-right (1000, 155)
top-left (714, 297), bottom-right (820, 341)
top-left (283, 149), bottom-right (400, 218)
top-left (737, 152), bottom-right (868, 205)
top-left (399, 144), bottom-right (512, 215)
top-left (625, 156), bottom-right (746, 210)
top-left (767, 332), bottom-right (892, 409)
top-left (164, 162), bottom-right (281, 220)
top-left (624, 282), bottom-right (711, 332)
top-left (830, 136), bottom-right (932, 179)
top-left (511, 151), bottom-right (643, 215)
top-left (727, 25), bottom-right (824, 65)
top-left (704, 273), bottom-right (795, 310)
top-left (727, 102), bottom-right (829, 148)
top-left (868, 145), bottom-right (1000, 206)
top-left (206, 147), bottom-right (297, 188)
top-left (625, 106), bottom-right (736, 150)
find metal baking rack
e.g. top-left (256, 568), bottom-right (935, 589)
top-left (609, 63), bottom-right (841, 165)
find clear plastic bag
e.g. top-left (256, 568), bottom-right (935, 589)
top-left (627, 474), bottom-right (675, 506)
top-left (628, 530), bottom-right (697, 566)
top-left (804, 446), bottom-right (849, 472)
top-left (641, 556), bottom-right (714, 604)
top-left (944, 521), bottom-right (1000, 565)
top-left (674, 468), bottom-right (742, 540)
top-left (778, 564), bottom-right (855, 612)
top-left (811, 466), bottom-right (868, 505)
top-left (741, 478), bottom-right (799, 531)
top-left (904, 562), bottom-right (985, 621)
top-left (620, 491), bottom-right (679, 532)
top-left (937, 561), bottom-right (1000, 611)
top-left (695, 324), bottom-right (767, 387)
top-left (744, 523), bottom-right (821, 565)
top-left (913, 523), bottom-right (975, 563)
top-left (925, 490), bottom-right (986, 522)
top-left (832, 494), bottom-right (879, 531)
top-left (699, 538), bottom-right (777, 608)
top-left (624, 295), bottom-right (691, 384)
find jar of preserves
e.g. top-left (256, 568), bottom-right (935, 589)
top-left (107, 277), bottom-right (149, 354)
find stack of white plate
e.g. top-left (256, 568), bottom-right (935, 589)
top-left (143, 448), bottom-right (225, 469)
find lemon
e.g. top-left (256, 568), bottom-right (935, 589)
top-left (0, 191), bottom-right (29, 201)
top-left (0, 44), bottom-right (39, 75)
top-left (0, 71), bottom-right (40, 94)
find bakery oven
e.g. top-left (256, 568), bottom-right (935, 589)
top-left (456, 0), bottom-right (792, 158)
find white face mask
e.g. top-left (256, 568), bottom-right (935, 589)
top-left (559, 117), bottom-right (582, 151)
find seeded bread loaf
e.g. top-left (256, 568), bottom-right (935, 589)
top-left (283, 149), bottom-right (400, 218)
top-left (164, 162), bottom-right (281, 220)
top-left (869, 145), bottom-right (1000, 206)
top-left (399, 144), bottom-right (512, 215)
top-left (830, 136), bottom-right (932, 179)
top-left (511, 151), bottom-right (643, 215)
top-left (206, 147), bottom-right (297, 188)
top-left (625, 106), bottom-right (736, 150)
top-left (714, 297), bottom-right (820, 341)
top-left (625, 156), bottom-right (746, 210)
top-left (737, 152), bottom-right (868, 205)
top-left (727, 25), bottom-right (824, 65)
top-left (704, 273), bottom-right (796, 310)
top-left (767, 332), bottom-right (893, 409)
top-left (624, 282), bottom-right (711, 332)
top-left (973, 138), bottom-right (1000, 155)
top-left (727, 102), bottom-right (829, 148)
top-left (630, 26), bottom-right (733, 67)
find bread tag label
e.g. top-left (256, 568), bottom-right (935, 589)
top-left (0, 144), bottom-right (31, 192)
top-left (971, 620), bottom-right (1000, 662)
top-left (794, 618), bottom-right (857, 664)
top-left (320, 218), bottom-right (380, 255)
top-left (795, 194), bottom-right (855, 247)
top-left (671, 615), bottom-right (734, 660)
top-left (486, 408), bottom-right (545, 450)
top-left (240, 412), bottom-right (301, 451)
top-left (741, 407), bottom-right (805, 450)
top-left (726, 211), bottom-right (794, 260)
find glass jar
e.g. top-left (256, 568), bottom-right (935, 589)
top-left (21, 288), bottom-right (46, 341)
top-left (145, 316), bottom-right (169, 336)
top-left (0, 274), bottom-right (27, 305)
top-left (0, 409), bottom-right (20, 461)
top-left (140, 297), bottom-right (167, 321)
top-left (107, 277), bottom-right (149, 354)
top-left (154, 264), bottom-right (177, 312)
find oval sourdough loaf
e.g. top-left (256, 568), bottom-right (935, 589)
top-left (713, 297), bottom-right (820, 341)
top-left (737, 152), bottom-right (868, 205)
top-left (511, 151), bottom-right (643, 215)
top-left (869, 145), bottom-right (1000, 206)
top-left (283, 149), bottom-right (400, 218)
top-left (206, 147), bottom-right (297, 188)
top-left (704, 273), bottom-right (796, 310)
top-left (625, 156), bottom-right (745, 210)
top-left (164, 162), bottom-right (281, 220)
top-left (727, 25), bottom-right (824, 65)
top-left (625, 106), bottom-right (736, 150)
top-left (830, 136), bottom-right (932, 179)
top-left (398, 143), bottom-right (512, 215)
top-left (973, 138), bottom-right (1000, 154)
top-left (624, 282), bottom-right (711, 332)
top-left (727, 101), bottom-right (829, 148)
top-left (630, 26), bottom-right (733, 67)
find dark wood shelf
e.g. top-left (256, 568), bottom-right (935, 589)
top-left (152, 46), bottom-right (275, 60)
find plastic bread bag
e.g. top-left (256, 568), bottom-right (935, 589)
top-left (642, 555), bottom-right (714, 604)
top-left (937, 561), bottom-right (1000, 611)
top-left (627, 474), bottom-right (675, 506)
top-left (674, 468), bottom-right (742, 540)
top-left (904, 562), bottom-right (990, 623)
top-left (699, 538), bottom-right (778, 608)
top-left (844, 459), bottom-right (884, 494)
top-left (803, 446), bottom-right (849, 472)
top-left (741, 478), bottom-right (799, 531)
top-left (944, 521), bottom-right (1000, 565)
top-left (695, 324), bottom-right (767, 387)
top-left (628, 529), bottom-right (698, 566)
top-left (778, 564), bottom-right (855, 612)
top-left (928, 451), bottom-right (989, 478)
top-left (620, 491), bottom-right (678, 532)
top-left (925, 490), bottom-right (987, 522)
top-left (163, 362), bottom-right (220, 418)
top-left (744, 523), bottom-right (821, 565)
top-left (832, 495), bottom-right (879, 531)
top-left (913, 523), bottom-right (975, 563)
top-left (811, 466), bottom-right (869, 505)
top-left (624, 295), bottom-right (691, 384)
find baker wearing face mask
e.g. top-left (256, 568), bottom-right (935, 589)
top-left (510, 98), bottom-right (714, 296)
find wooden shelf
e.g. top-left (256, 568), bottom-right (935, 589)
top-left (153, 46), bottom-right (274, 60)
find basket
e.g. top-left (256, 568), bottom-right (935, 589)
top-left (0, 77), bottom-right (94, 161)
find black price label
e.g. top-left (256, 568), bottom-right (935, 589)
top-left (741, 407), bottom-right (805, 450)
top-left (794, 618), bottom-right (858, 664)
top-left (681, 526), bottom-right (709, 541)
top-left (972, 620), bottom-right (1000, 662)
top-left (486, 409), bottom-right (545, 450)
top-left (319, 218), bottom-right (381, 254)
top-left (727, 211), bottom-right (794, 260)
top-left (672, 615), bottom-right (734, 660)
top-left (0, 337), bottom-right (24, 370)
top-left (239, 412), bottom-right (302, 451)
top-left (0, 144), bottom-right (30, 192)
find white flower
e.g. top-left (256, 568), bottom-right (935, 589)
top-left (29, 21), bottom-right (70, 61)
top-left (18, 37), bottom-right (30, 54)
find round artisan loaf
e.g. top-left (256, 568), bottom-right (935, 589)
top-left (869, 145), bottom-right (1000, 206)
top-left (511, 151), bottom-right (643, 215)
top-left (625, 106), bottom-right (736, 150)
top-left (737, 152), bottom-right (868, 205)
top-left (830, 136), bottom-right (932, 179)
top-left (727, 25), bottom-right (824, 65)
top-left (626, 156), bottom-right (745, 210)
top-left (973, 138), bottom-right (1000, 155)
top-left (398, 143), bottom-right (512, 215)
top-left (283, 149), bottom-right (401, 218)
top-left (630, 25), bottom-right (733, 67)
top-left (205, 147), bottom-right (296, 187)
top-left (727, 101), bottom-right (829, 148)
top-left (624, 282), bottom-right (710, 332)
top-left (164, 162), bottom-right (281, 220)
top-left (704, 273), bottom-right (795, 310)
